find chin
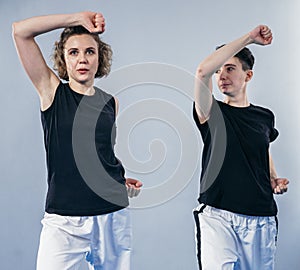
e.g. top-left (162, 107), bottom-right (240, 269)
top-left (222, 91), bottom-right (234, 97)
top-left (220, 89), bottom-right (228, 95)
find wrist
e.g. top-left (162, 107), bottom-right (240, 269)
top-left (270, 175), bottom-right (278, 181)
top-left (64, 12), bottom-right (81, 27)
top-left (243, 33), bottom-right (254, 46)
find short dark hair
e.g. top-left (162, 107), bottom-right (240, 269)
top-left (53, 26), bottom-right (112, 81)
top-left (216, 44), bottom-right (255, 71)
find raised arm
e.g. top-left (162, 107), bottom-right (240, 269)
top-left (12, 12), bottom-right (105, 110)
top-left (194, 25), bottom-right (273, 123)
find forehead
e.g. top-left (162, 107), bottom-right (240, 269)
top-left (223, 57), bottom-right (242, 67)
top-left (64, 34), bottom-right (98, 49)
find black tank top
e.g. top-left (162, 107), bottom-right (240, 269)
top-left (41, 82), bottom-right (128, 216)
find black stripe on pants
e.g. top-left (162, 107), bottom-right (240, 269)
top-left (193, 205), bottom-right (206, 270)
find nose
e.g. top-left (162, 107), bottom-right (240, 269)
top-left (218, 68), bottom-right (226, 80)
top-left (78, 52), bottom-right (87, 63)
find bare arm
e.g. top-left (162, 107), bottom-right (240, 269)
top-left (114, 97), bottom-right (120, 116)
top-left (12, 12), bottom-right (105, 110)
top-left (269, 153), bottom-right (289, 194)
top-left (194, 25), bottom-right (273, 123)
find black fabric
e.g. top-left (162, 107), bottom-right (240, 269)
top-left (275, 215), bottom-right (279, 244)
top-left (193, 205), bottom-right (207, 270)
top-left (41, 82), bottom-right (128, 216)
top-left (193, 97), bottom-right (279, 216)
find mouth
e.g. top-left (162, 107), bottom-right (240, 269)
top-left (77, 68), bottom-right (89, 74)
top-left (220, 83), bottom-right (231, 89)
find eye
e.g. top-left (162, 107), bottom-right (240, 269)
top-left (69, 49), bottom-right (78, 56)
top-left (215, 69), bottom-right (221, 74)
top-left (227, 66), bottom-right (234, 72)
top-left (86, 48), bottom-right (96, 55)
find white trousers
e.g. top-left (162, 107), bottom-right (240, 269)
top-left (36, 208), bottom-right (132, 270)
top-left (194, 204), bottom-right (277, 270)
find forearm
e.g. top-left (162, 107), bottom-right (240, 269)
top-left (194, 32), bottom-right (253, 122)
top-left (196, 33), bottom-right (252, 78)
top-left (12, 13), bottom-right (82, 39)
top-left (269, 154), bottom-right (278, 180)
top-left (269, 153), bottom-right (289, 194)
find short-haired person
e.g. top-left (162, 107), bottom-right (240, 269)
top-left (193, 25), bottom-right (289, 269)
top-left (12, 11), bottom-right (142, 270)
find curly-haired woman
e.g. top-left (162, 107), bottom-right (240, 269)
top-left (12, 11), bottom-right (142, 270)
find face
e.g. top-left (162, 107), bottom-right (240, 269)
top-left (215, 57), bottom-right (252, 97)
top-left (64, 34), bottom-right (99, 85)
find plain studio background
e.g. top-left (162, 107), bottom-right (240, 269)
top-left (1, 1), bottom-right (299, 269)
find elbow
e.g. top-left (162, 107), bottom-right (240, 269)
top-left (12, 22), bottom-right (16, 37)
top-left (12, 21), bottom-right (20, 38)
top-left (12, 21), bottom-right (30, 39)
top-left (196, 64), bottom-right (210, 80)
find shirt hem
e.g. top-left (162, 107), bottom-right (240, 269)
top-left (45, 204), bottom-right (128, 216)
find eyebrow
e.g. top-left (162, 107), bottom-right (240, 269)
top-left (66, 46), bottom-right (97, 51)
top-left (224, 63), bottom-right (237, 67)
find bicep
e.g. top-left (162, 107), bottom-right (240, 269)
top-left (194, 75), bottom-right (213, 124)
top-left (13, 35), bottom-right (59, 100)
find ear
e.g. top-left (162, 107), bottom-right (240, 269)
top-left (245, 70), bottom-right (253, 82)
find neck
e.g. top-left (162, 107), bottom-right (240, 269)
top-left (69, 80), bottom-right (95, 96)
top-left (224, 94), bottom-right (250, 107)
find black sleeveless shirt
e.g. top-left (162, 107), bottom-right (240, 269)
top-left (41, 82), bottom-right (129, 216)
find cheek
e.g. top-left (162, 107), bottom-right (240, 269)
top-left (91, 59), bottom-right (99, 73)
top-left (64, 58), bottom-right (75, 72)
top-left (234, 75), bottom-right (246, 84)
top-left (91, 56), bottom-right (99, 67)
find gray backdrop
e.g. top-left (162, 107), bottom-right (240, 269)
top-left (1, 0), bottom-right (299, 269)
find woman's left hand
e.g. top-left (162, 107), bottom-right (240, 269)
top-left (126, 178), bottom-right (143, 198)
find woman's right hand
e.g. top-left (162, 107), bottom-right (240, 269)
top-left (78, 11), bottom-right (106, 33)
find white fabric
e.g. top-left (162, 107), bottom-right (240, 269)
top-left (195, 204), bottom-right (277, 270)
top-left (36, 208), bottom-right (131, 270)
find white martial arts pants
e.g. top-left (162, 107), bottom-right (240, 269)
top-left (36, 208), bottom-right (131, 270)
top-left (193, 204), bottom-right (278, 270)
